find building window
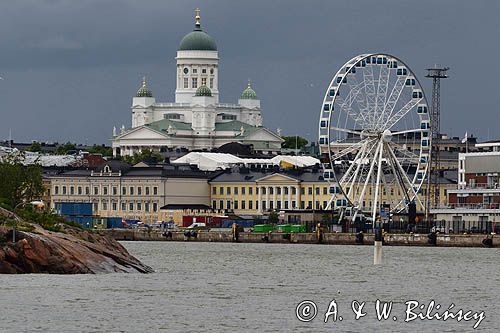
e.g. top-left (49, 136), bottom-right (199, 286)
top-left (227, 200), bottom-right (231, 209)
top-left (226, 187), bottom-right (231, 195)
top-left (254, 201), bottom-right (258, 210)
top-left (62, 186), bottom-right (67, 195)
top-left (103, 187), bottom-right (108, 195)
top-left (323, 187), bottom-right (328, 195)
top-left (94, 187), bottom-right (98, 195)
top-left (102, 201), bottom-right (108, 210)
top-left (221, 114), bottom-right (237, 120)
top-left (77, 186), bottom-right (82, 195)
top-left (323, 201), bottom-right (327, 209)
top-left (113, 187), bottom-right (117, 195)
top-left (300, 201), bottom-right (305, 209)
top-left (164, 113), bottom-right (181, 120)
top-left (234, 187), bottom-right (238, 195)
top-left (138, 187), bottom-right (142, 195)
top-left (93, 202), bottom-right (98, 211)
top-left (292, 187), bottom-right (297, 195)
top-left (192, 78), bottom-right (198, 88)
top-left (241, 187), bottom-right (246, 195)
top-left (315, 187), bottom-right (320, 195)
top-left (202, 68), bottom-right (206, 74)
top-left (316, 201), bottom-right (320, 210)
top-left (153, 187), bottom-right (158, 195)
top-left (54, 186), bottom-right (59, 194)
top-left (70, 186), bottom-right (74, 195)
top-left (112, 202), bottom-right (117, 211)
top-left (219, 200), bottom-right (224, 209)
top-left (130, 187), bottom-right (134, 195)
top-left (234, 200), bottom-right (238, 210)
top-left (212, 200), bottom-right (217, 209)
top-left (269, 201), bottom-right (274, 210)
top-left (292, 200), bottom-right (296, 208)
top-left (269, 187), bottom-right (274, 195)
top-left (277, 201), bottom-right (281, 209)
top-left (277, 187), bottom-right (281, 195)
top-left (183, 78), bottom-right (188, 88)
top-left (85, 187), bottom-right (90, 195)
top-left (137, 203), bottom-right (142, 211)
top-left (210, 78), bottom-right (214, 88)
top-left (219, 187), bottom-right (223, 195)
top-left (122, 187), bottom-right (126, 195)
top-left (308, 187), bottom-right (313, 195)
top-left (192, 68), bottom-right (197, 74)
top-left (285, 201), bottom-right (289, 209)
top-left (249, 187), bottom-right (253, 195)
top-left (121, 202), bottom-right (126, 211)
top-left (145, 187), bottom-right (150, 195)
top-left (129, 203), bottom-right (133, 211)
top-left (284, 187), bottom-right (289, 195)
top-left (249, 200), bottom-right (253, 210)
top-left (262, 187), bottom-right (266, 195)
top-left (301, 188), bottom-right (305, 195)
top-left (153, 203), bottom-right (158, 212)
top-left (262, 201), bottom-right (266, 211)
top-left (201, 77), bottom-right (207, 86)
top-left (212, 187), bottom-right (216, 195)
top-left (241, 200), bottom-right (246, 210)
top-left (145, 203), bottom-right (150, 212)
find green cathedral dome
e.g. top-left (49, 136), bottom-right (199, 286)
top-left (195, 84), bottom-right (212, 97)
top-left (178, 10), bottom-right (217, 51)
top-left (240, 81), bottom-right (258, 100)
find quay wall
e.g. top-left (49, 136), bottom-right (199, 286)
top-left (99, 229), bottom-right (498, 248)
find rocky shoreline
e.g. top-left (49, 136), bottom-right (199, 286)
top-left (0, 224), bottom-right (153, 274)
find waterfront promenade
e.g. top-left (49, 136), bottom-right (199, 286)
top-left (101, 229), bottom-right (498, 248)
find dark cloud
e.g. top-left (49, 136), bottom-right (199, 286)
top-left (0, 0), bottom-right (499, 144)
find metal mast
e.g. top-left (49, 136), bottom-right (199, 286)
top-left (425, 66), bottom-right (449, 220)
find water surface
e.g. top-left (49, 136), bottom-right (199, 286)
top-left (0, 242), bottom-right (498, 332)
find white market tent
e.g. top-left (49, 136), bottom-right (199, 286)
top-left (171, 152), bottom-right (320, 171)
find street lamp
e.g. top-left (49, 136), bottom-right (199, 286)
top-left (11, 200), bottom-right (45, 242)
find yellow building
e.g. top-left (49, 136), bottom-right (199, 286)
top-left (209, 167), bottom-right (457, 217)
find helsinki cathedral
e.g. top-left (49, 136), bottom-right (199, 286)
top-left (112, 9), bottom-right (283, 157)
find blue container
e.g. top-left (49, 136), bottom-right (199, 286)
top-left (55, 202), bottom-right (93, 216)
top-left (66, 216), bottom-right (93, 229)
top-left (221, 220), bottom-right (255, 228)
top-left (106, 217), bottom-right (124, 229)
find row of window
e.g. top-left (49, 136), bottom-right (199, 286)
top-left (212, 199), bottom-right (331, 211)
top-left (54, 185), bottom-right (158, 196)
top-left (183, 77), bottom-right (214, 89)
top-left (183, 67), bottom-right (214, 75)
top-left (96, 201), bottom-right (158, 212)
top-left (212, 186), bottom-right (333, 196)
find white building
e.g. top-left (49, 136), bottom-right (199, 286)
top-left (112, 9), bottom-right (282, 157)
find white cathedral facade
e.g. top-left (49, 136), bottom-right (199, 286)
top-left (112, 10), bottom-right (283, 157)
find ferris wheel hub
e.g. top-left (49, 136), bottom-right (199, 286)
top-left (382, 129), bottom-right (392, 142)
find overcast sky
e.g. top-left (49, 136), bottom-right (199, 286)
top-left (0, 0), bottom-right (499, 145)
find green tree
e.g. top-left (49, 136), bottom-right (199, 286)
top-left (55, 142), bottom-right (76, 155)
top-left (281, 136), bottom-right (308, 150)
top-left (268, 211), bottom-right (279, 224)
top-left (0, 159), bottom-right (44, 208)
top-left (28, 141), bottom-right (42, 152)
top-left (87, 144), bottom-right (112, 156)
top-left (122, 149), bottom-right (163, 165)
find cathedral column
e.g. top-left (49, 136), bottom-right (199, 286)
top-left (265, 187), bottom-right (269, 212)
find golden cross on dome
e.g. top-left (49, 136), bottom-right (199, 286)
top-left (195, 8), bottom-right (201, 25)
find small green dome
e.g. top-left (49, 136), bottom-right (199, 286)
top-left (178, 10), bottom-right (217, 51)
top-left (195, 84), bottom-right (212, 97)
top-left (136, 77), bottom-right (153, 97)
top-left (241, 81), bottom-right (258, 100)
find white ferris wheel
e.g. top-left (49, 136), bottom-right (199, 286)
top-left (318, 53), bottom-right (430, 222)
